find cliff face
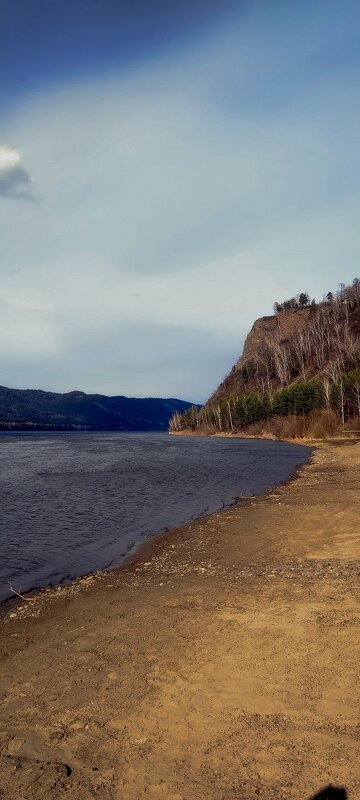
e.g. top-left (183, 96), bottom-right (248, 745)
top-left (239, 308), bottom-right (311, 363)
top-left (211, 308), bottom-right (312, 400)
top-left (211, 303), bottom-right (360, 402)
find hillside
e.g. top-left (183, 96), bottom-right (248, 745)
top-left (170, 279), bottom-right (360, 436)
top-left (212, 300), bottom-right (360, 402)
top-left (0, 387), bottom-right (194, 431)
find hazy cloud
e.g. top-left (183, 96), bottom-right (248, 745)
top-left (1, 2), bottom-right (360, 399)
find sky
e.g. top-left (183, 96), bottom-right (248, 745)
top-left (1, 1), bottom-right (360, 402)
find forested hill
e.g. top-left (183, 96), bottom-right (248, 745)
top-left (0, 386), bottom-right (194, 431)
top-left (211, 281), bottom-right (360, 402)
top-left (170, 279), bottom-right (360, 436)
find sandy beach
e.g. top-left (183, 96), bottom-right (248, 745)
top-left (1, 441), bottom-right (360, 800)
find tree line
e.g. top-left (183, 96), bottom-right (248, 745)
top-left (273, 279), bottom-right (360, 314)
top-left (169, 371), bottom-right (360, 433)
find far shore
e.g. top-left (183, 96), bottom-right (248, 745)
top-left (1, 441), bottom-right (360, 799)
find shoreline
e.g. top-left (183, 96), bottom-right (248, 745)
top-left (1, 441), bottom-right (360, 799)
top-left (170, 428), bottom-right (360, 444)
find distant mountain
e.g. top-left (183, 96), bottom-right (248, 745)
top-left (0, 386), bottom-right (195, 431)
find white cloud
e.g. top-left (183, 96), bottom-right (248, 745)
top-left (0, 144), bottom-right (34, 199)
top-left (0, 146), bottom-right (20, 167)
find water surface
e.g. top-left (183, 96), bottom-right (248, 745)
top-left (0, 432), bottom-right (310, 602)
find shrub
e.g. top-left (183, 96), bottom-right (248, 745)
top-left (306, 409), bottom-right (339, 439)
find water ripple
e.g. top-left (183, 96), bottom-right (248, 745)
top-left (0, 432), bottom-right (309, 601)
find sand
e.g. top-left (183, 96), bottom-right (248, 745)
top-left (0, 441), bottom-right (359, 800)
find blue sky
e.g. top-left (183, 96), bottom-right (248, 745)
top-left (1, 0), bottom-right (360, 402)
top-left (0, 1), bottom-right (242, 109)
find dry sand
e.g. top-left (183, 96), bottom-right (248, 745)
top-left (0, 442), bottom-right (360, 800)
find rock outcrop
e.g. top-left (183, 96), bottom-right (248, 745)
top-left (211, 301), bottom-right (360, 402)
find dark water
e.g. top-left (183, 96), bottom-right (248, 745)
top-left (0, 432), bottom-right (310, 602)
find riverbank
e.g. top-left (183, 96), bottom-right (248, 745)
top-left (170, 429), bottom-right (360, 450)
top-left (1, 442), bottom-right (360, 799)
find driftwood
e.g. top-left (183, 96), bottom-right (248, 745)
top-left (8, 581), bottom-right (33, 602)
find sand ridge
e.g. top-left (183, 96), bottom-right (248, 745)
top-left (0, 442), bottom-right (359, 799)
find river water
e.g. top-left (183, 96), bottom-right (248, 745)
top-left (0, 432), bottom-right (310, 602)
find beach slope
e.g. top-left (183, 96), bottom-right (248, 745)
top-left (1, 442), bottom-right (360, 799)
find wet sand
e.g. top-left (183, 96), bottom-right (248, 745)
top-left (1, 442), bottom-right (360, 799)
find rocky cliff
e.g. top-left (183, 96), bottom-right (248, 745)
top-left (211, 289), bottom-right (360, 403)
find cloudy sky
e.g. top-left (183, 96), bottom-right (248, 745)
top-left (2, 0), bottom-right (360, 402)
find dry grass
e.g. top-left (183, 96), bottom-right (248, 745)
top-left (243, 409), bottom-right (341, 440)
top-left (306, 409), bottom-right (340, 438)
top-left (342, 414), bottom-right (360, 433)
